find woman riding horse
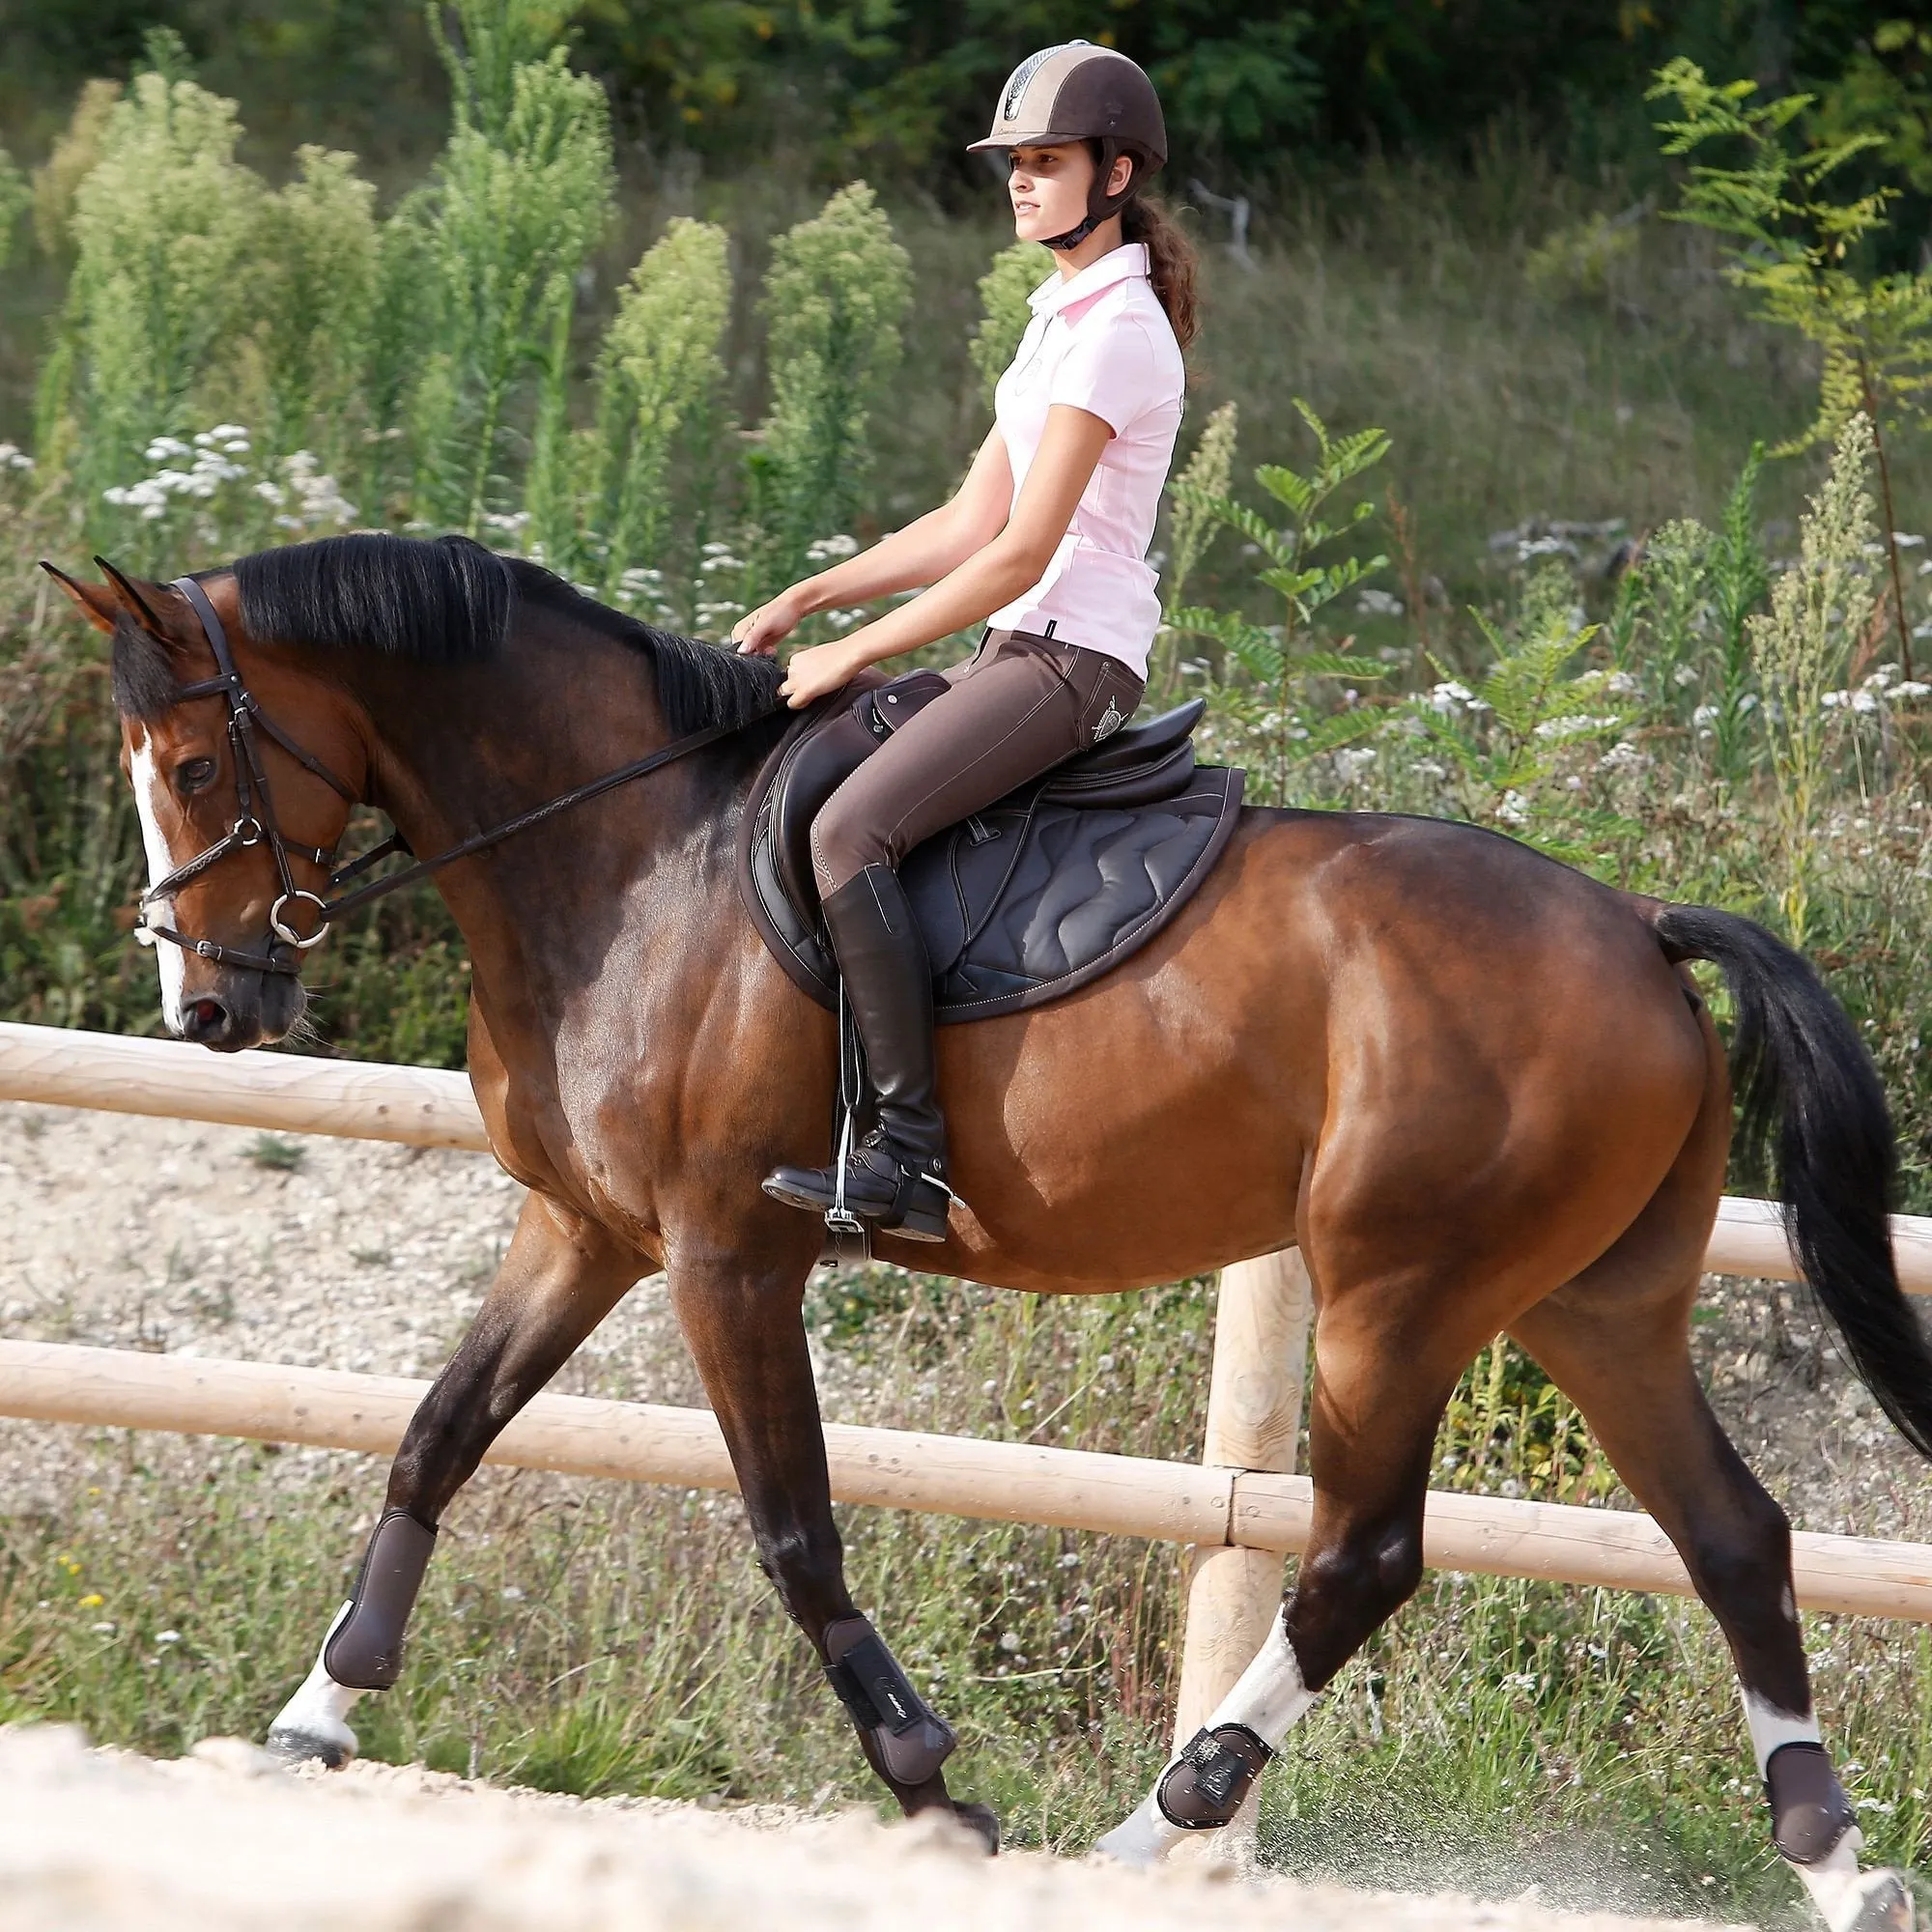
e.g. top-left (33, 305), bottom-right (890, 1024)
top-left (736, 42), bottom-right (1184, 1245)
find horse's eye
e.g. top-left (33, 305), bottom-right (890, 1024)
top-left (175, 756), bottom-right (216, 793)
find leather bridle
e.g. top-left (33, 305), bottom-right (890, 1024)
top-left (136, 574), bottom-right (779, 979)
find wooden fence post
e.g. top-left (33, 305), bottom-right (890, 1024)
top-left (1169, 1248), bottom-right (1312, 1861)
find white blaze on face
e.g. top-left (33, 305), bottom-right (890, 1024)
top-left (129, 734), bottom-right (186, 1033)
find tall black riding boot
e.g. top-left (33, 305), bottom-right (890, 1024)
top-left (763, 864), bottom-right (955, 1241)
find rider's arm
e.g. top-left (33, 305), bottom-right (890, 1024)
top-left (775, 405), bottom-right (1112, 699)
top-left (733, 431), bottom-right (1014, 653)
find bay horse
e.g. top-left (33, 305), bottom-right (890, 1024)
top-left (47, 534), bottom-right (1924, 1929)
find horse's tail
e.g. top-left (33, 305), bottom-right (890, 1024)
top-left (1648, 901), bottom-right (1932, 1459)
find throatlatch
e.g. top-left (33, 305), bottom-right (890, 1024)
top-left (323, 1508), bottom-right (438, 1690)
top-left (822, 1615), bottom-right (956, 1784)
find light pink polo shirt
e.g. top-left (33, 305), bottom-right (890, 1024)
top-left (988, 242), bottom-right (1185, 681)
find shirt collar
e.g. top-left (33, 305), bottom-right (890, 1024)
top-left (1028, 242), bottom-right (1151, 319)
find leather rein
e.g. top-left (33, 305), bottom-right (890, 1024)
top-left (137, 575), bottom-right (778, 978)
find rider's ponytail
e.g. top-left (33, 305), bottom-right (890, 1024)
top-left (1122, 194), bottom-right (1198, 352)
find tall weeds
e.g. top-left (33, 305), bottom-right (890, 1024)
top-left (577, 217), bottom-right (732, 605)
top-left (1749, 413), bottom-right (1881, 948)
top-left (52, 71), bottom-right (265, 518)
top-left (413, 47), bottom-right (614, 537)
top-left (752, 183), bottom-right (912, 590)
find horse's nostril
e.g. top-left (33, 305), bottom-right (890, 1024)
top-left (185, 997), bottom-right (228, 1037)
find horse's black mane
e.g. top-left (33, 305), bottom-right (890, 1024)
top-left (115, 532), bottom-right (784, 736)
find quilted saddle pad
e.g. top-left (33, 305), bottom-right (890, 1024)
top-left (735, 673), bottom-right (1244, 1024)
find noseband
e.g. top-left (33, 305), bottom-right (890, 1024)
top-left (137, 575), bottom-right (778, 979)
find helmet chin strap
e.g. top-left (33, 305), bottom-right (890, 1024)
top-left (1042, 208), bottom-right (1113, 251)
top-left (1042, 141), bottom-right (1139, 251)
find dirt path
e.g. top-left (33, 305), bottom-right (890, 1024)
top-left (1, 1724), bottom-right (1742, 1932)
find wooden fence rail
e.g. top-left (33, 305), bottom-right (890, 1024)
top-left (5, 1023), bottom-right (1928, 1293)
top-left (2, 1339), bottom-right (1928, 1622)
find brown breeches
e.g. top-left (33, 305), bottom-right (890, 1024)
top-left (810, 627), bottom-right (1147, 895)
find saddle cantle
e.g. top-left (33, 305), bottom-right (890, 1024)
top-left (735, 668), bottom-right (1244, 1022)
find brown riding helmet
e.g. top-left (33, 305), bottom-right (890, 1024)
top-left (968, 42), bottom-right (1167, 251)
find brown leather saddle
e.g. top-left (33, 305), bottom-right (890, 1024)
top-left (735, 668), bottom-right (1244, 1022)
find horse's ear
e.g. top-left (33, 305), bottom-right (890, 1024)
top-left (39, 560), bottom-right (124, 635)
top-left (92, 554), bottom-right (170, 636)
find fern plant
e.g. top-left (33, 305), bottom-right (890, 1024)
top-left (1650, 56), bottom-right (1932, 674)
top-left (1166, 399), bottom-right (1390, 798)
top-left (1406, 603), bottom-right (1636, 868)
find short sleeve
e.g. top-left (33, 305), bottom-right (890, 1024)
top-left (1047, 315), bottom-right (1163, 436)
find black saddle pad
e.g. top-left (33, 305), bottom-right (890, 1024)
top-left (735, 672), bottom-right (1244, 1024)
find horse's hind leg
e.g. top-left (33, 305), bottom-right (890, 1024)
top-left (1511, 1191), bottom-right (1913, 1932)
top-left (267, 1191), bottom-right (641, 1766)
top-left (1099, 1280), bottom-right (1470, 1863)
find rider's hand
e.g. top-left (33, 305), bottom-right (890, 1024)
top-left (779, 640), bottom-right (864, 709)
top-left (733, 591), bottom-right (805, 656)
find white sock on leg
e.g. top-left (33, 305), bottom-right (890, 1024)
top-left (1741, 1690), bottom-right (1907, 1932)
top-left (1095, 1620), bottom-right (1314, 1866)
top-left (265, 1602), bottom-right (366, 1767)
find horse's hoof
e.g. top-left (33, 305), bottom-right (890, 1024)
top-left (952, 1802), bottom-right (1000, 1856)
top-left (1840, 1869), bottom-right (1915, 1932)
top-left (263, 1721), bottom-right (355, 1770)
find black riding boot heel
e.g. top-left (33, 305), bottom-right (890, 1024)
top-left (764, 865), bottom-right (956, 1242)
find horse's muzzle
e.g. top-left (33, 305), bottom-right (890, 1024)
top-left (177, 962), bottom-right (306, 1052)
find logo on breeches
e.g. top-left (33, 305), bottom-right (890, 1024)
top-left (1093, 698), bottom-right (1124, 742)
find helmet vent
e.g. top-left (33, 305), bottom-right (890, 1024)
top-left (1001, 39), bottom-right (1087, 123)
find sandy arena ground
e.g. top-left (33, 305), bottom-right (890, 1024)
top-left (0, 1723), bottom-right (1745, 1932)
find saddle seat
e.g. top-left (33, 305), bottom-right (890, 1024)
top-left (736, 668), bottom-right (1244, 1024)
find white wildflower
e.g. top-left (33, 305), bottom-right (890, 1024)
top-left (1532, 714), bottom-right (1621, 741)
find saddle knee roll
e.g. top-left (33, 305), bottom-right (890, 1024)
top-left (1156, 1724), bottom-right (1276, 1830)
top-left (323, 1508), bottom-right (438, 1691)
top-left (822, 1615), bottom-right (956, 1785)
top-left (1766, 1741), bottom-right (1860, 1866)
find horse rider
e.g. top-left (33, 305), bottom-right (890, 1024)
top-left (734, 41), bottom-right (1197, 1242)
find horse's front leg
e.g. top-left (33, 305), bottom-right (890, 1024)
top-left (267, 1190), bottom-right (641, 1766)
top-left (668, 1240), bottom-right (998, 1850)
